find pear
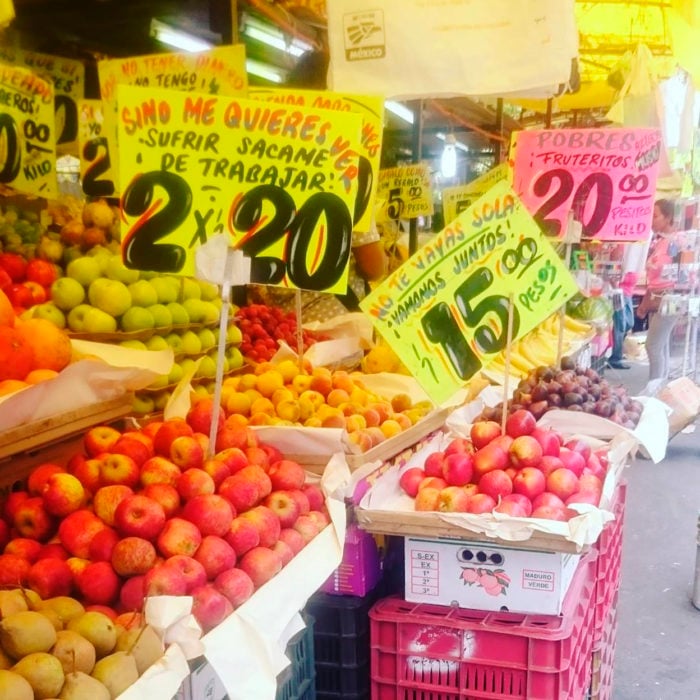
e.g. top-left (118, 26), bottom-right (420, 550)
top-left (39, 608), bottom-right (64, 632)
top-left (0, 611), bottom-right (58, 659)
top-left (0, 646), bottom-right (13, 669)
top-left (91, 651), bottom-right (138, 699)
top-left (59, 671), bottom-right (110, 700)
top-left (20, 589), bottom-right (43, 610)
top-left (51, 630), bottom-right (96, 675)
top-left (115, 625), bottom-right (163, 675)
top-left (12, 652), bottom-right (65, 699)
top-left (66, 612), bottom-right (116, 658)
top-left (0, 669), bottom-right (34, 700)
top-left (41, 598), bottom-right (85, 626)
top-left (0, 591), bottom-right (28, 618)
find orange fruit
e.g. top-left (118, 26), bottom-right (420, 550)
top-left (25, 368), bottom-right (60, 384)
top-left (0, 289), bottom-right (15, 327)
top-left (0, 326), bottom-right (33, 380)
top-left (0, 378), bottom-right (29, 396)
top-left (15, 317), bottom-right (72, 373)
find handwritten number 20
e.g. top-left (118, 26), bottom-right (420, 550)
top-left (533, 168), bottom-right (613, 237)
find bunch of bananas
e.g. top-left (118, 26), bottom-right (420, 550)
top-left (487, 313), bottom-right (593, 378)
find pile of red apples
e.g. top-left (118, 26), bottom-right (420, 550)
top-left (0, 398), bottom-right (329, 632)
top-left (399, 409), bottom-right (609, 521)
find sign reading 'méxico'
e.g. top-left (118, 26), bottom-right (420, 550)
top-left (510, 127), bottom-right (662, 241)
top-left (361, 180), bottom-right (578, 404)
top-left (117, 85), bottom-right (362, 291)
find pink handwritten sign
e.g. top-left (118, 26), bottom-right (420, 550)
top-left (510, 127), bottom-right (662, 241)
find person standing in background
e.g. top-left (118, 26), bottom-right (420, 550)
top-left (636, 199), bottom-right (682, 386)
top-left (608, 243), bottom-right (640, 369)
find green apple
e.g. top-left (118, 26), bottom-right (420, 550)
top-left (51, 277), bottom-right (86, 311)
top-left (196, 355), bottom-right (217, 378)
top-left (179, 277), bottom-right (202, 301)
top-left (32, 302), bottom-right (67, 329)
top-left (153, 390), bottom-right (172, 412)
top-left (66, 256), bottom-right (102, 287)
top-left (208, 348), bottom-right (229, 374)
top-left (198, 279), bottom-right (219, 301)
top-left (192, 384), bottom-right (210, 399)
top-left (164, 332), bottom-right (184, 355)
top-left (150, 276), bottom-right (180, 304)
top-left (147, 303), bottom-right (173, 329)
top-left (167, 362), bottom-right (184, 385)
top-left (212, 297), bottom-right (223, 310)
top-left (226, 345), bottom-right (245, 370)
top-left (149, 373), bottom-right (170, 389)
top-left (62, 245), bottom-right (83, 266)
top-left (166, 302), bottom-right (190, 326)
top-left (104, 255), bottom-right (140, 284)
top-left (120, 306), bottom-right (156, 332)
top-left (226, 324), bottom-right (243, 345)
top-left (197, 327), bottom-right (216, 350)
top-left (145, 335), bottom-right (169, 352)
top-left (88, 278), bottom-right (132, 317)
top-left (179, 357), bottom-right (197, 376)
top-left (182, 298), bottom-right (207, 323)
top-left (67, 303), bottom-right (94, 332)
top-left (83, 307), bottom-right (118, 334)
top-left (120, 339), bottom-right (148, 351)
top-left (37, 235), bottom-right (64, 263)
top-left (86, 245), bottom-right (113, 272)
top-left (180, 330), bottom-right (202, 355)
top-left (128, 279), bottom-right (158, 307)
top-left (132, 393), bottom-right (156, 415)
top-left (199, 300), bottom-right (220, 325)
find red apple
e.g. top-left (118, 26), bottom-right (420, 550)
top-left (500, 493), bottom-right (533, 517)
top-left (27, 463), bottom-right (65, 496)
top-left (157, 517), bottom-right (203, 558)
top-left (97, 452), bottom-right (140, 489)
top-left (13, 497), bottom-right (55, 541)
top-left (214, 568), bottom-right (254, 608)
top-left (467, 493), bottom-right (497, 514)
top-left (92, 485), bottom-right (134, 527)
top-left (142, 483), bottom-right (181, 518)
top-left (70, 457), bottom-right (102, 494)
top-left (578, 474), bottom-right (604, 496)
top-left (268, 460), bottom-right (305, 491)
top-left (272, 540), bottom-right (295, 566)
top-left (512, 467), bottom-right (546, 500)
top-left (414, 487), bottom-right (441, 511)
top-left (301, 484), bottom-right (324, 512)
top-left (191, 584), bottom-right (233, 632)
top-left (111, 435), bottom-right (151, 468)
top-left (531, 492), bottom-right (566, 510)
top-left (177, 469), bottom-right (215, 501)
top-left (5, 538), bottom-right (42, 562)
top-left (144, 562), bottom-right (188, 597)
top-left (278, 528), bottom-right (305, 555)
top-left (3, 491), bottom-right (29, 523)
top-left (76, 561), bottom-right (120, 605)
top-left (165, 554), bottom-right (207, 592)
top-left (473, 443), bottom-right (509, 480)
top-left (546, 468), bottom-right (580, 501)
top-left (83, 426), bottom-right (122, 458)
top-left (215, 425), bottom-right (251, 452)
top-left (120, 575), bottom-right (146, 611)
top-left (508, 435), bottom-right (543, 469)
top-left (139, 456), bottom-right (181, 488)
top-left (398, 467), bottom-right (425, 497)
top-left (42, 473), bottom-right (86, 517)
top-left (218, 473), bottom-right (260, 514)
top-left (153, 419), bottom-right (194, 457)
top-left (287, 489), bottom-right (310, 517)
top-left (37, 542), bottom-right (69, 561)
top-left (260, 443), bottom-right (283, 466)
top-left (437, 486), bottom-right (471, 512)
top-left (564, 438), bottom-right (591, 462)
top-left (478, 470), bottom-right (513, 501)
top-left (186, 397), bottom-right (225, 435)
top-left (0, 520), bottom-right (8, 551)
top-left (557, 448), bottom-right (586, 477)
top-left (240, 505), bottom-right (280, 548)
top-left (531, 505), bottom-right (572, 521)
top-left (307, 510), bottom-right (329, 531)
top-left (566, 491), bottom-right (601, 506)
top-left (490, 434), bottom-right (514, 452)
top-left (238, 546), bottom-right (283, 588)
top-left (505, 409), bottom-right (536, 438)
top-left (444, 438), bottom-right (473, 457)
top-left (201, 458), bottom-right (230, 488)
top-left (170, 435), bottom-right (205, 471)
top-left (27, 558), bottom-right (73, 598)
top-left (583, 453), bottom-right (607, 480)
top-left (111, 536), bottom-right (157, 576)
top-left (214, 448), bottom-right (249, 475)
top-left (418, 476), bottom-right (447, 492)
top-left (470, 420), bottom-right (502, 449)
top-left (88, 527), bottom-right (120, 562)
top-left (530, 427), bottom-right (561, 457)
top-left (0, 553), bottom-right (30, 586)
top-left (442, 452), bottom-right (474, 487)
top-left (423, 451), bottom-right (446, 478)
top-left (224, 517), bottom-right (260, 557)
top-left (59, 509), bottom-right (108, 558)
top-left (262, 491), bottom-right (301, 529)
top-left (114, 494), bottom-right (166, 540)
top-left (493, 499), bottom-right (528, 517)
top-left (181, 494), bottom-right (234, 537)
top-left (536, 455), bottom-right (565, 478)
top-left (194, 535), bottom-right (237, 580)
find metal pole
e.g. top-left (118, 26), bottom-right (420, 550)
top-left (493, 97), bottom-right (504, 163)
top-left (409, 99), bottom-right (423, 256)
top-left (545, 97), bottom-right (553, 129)
top-left (692, 511), bottom-right (700, 610)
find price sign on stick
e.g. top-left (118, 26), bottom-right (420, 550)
top-left (99, 46), bottom-right (248, 194)
top-left (78, 100), bottom-right (115, 198)
top-left (442, 163), bottom-right (509, 225)
top-left (117, 85), bottom-right (363, 288)
top-left (361, 180), bottom-right (579, 404)
top-left (510, 127), bottom-right (662, 241)
top-left (248, 88), bottom-right (383, 233)
top-left (0, 47), bottom-right (84, 155)
top-left (0, 63), bottom-right (57, 198)
top-left (376, 163), bottom-right (433, 222)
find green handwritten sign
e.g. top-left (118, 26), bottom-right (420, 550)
top-left (361, 180), bottom-right (578, 403)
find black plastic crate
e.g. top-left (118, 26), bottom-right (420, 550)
top-left (305, 587), bottom-right (381, 638)
top-left (313, 630), bottom-right (369, 666)
top-left (276, 615), bottom-right (316, 700)
top-left (316, 661), bottom-right (370, 698)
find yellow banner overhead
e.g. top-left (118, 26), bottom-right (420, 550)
top-left (117, 85), bottom-right (363, 289)
top-left (0, 63), bottom-right (57, 198)
top-left (361, 180), bottom-right (578, 404)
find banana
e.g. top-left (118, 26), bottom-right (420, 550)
top-left (518, 338), bottom-right (552, 368)
top-left (563, 315), bottom-right (593, 334)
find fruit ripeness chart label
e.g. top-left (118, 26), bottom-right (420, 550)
top-left (117, 85), bottom-right (363, 288)
top-left (410, 549), bottom-right (439, 596)
top-left (361, 180), bottom-right (579, 404)
top-left (522, 569), bottom-right (555, 592)
top-left (510, 127), bottom-right (662, 241)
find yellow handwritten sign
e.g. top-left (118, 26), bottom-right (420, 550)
top-left (117, 85), bottom-right (363, 289)
top-left (376, 163), bottom-right (433, 222)
top-left (0, 47), bottom-right (84, 155)
top-left (78, 99), bottom-right (115, 198)
top-left (0, 63), bottom-right (57, 198)
top-left (442, 163), bottom-right (509, 225)
top-left (99, 45), bottom-right (248, 194)
top-left (361, 180), bottom-right (578, 404)
top-left (247, 88), bottom-right (383, 233)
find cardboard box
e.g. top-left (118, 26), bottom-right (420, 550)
top-left (404, 536), bottom-right (581, 615)
top-left (185, 658), bottom-right (228, 700)
top-left (655, 376), bottom-right (700, 436)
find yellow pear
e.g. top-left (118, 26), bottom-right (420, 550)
top-left (51, 630), bottom-right (96, 675)
top-left (41, 598), bottom-right (85, 626)
top-left (66, 612), bottom-right (116, 659)
top-left (115, 625), bottom-right (163, 675)
top-left (12, 652), bottom-right (65, 699)
top-left (0, 591), bottom-right (28, 618)
top-left (0, 611), bottom-right (57, 659)
top-left (39, 608), bottom-right (64, 632)
top-left (59, 671), bottom-right (111, 700)
top-left (91, 651), bottom-right (138, 699)
top-left (20, 589), bottom-right (43, 611)
top-left (0, 669), bottom-right (34, 700)
top-left (0, 645), bottom-right (14, 669)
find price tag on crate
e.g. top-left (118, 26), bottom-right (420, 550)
top-left (361, 179), bottom-right (579, 404)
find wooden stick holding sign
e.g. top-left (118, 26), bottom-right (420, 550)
top-left (295, 289), bottom-right (305, 372)
top-left (557, 212), bottom-right (581, 366)
top-left (501, 294), bottom-right (516, 435)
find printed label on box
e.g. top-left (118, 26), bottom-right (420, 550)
top-left (522, 569), bottom-right (556, 592)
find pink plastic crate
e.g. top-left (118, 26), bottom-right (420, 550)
top-left (593, 481), bottom-right (627, 648)
top-left (590, 593), bottom-right (618, 700)
top-left (369, 551), bottom-right (597, 700)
